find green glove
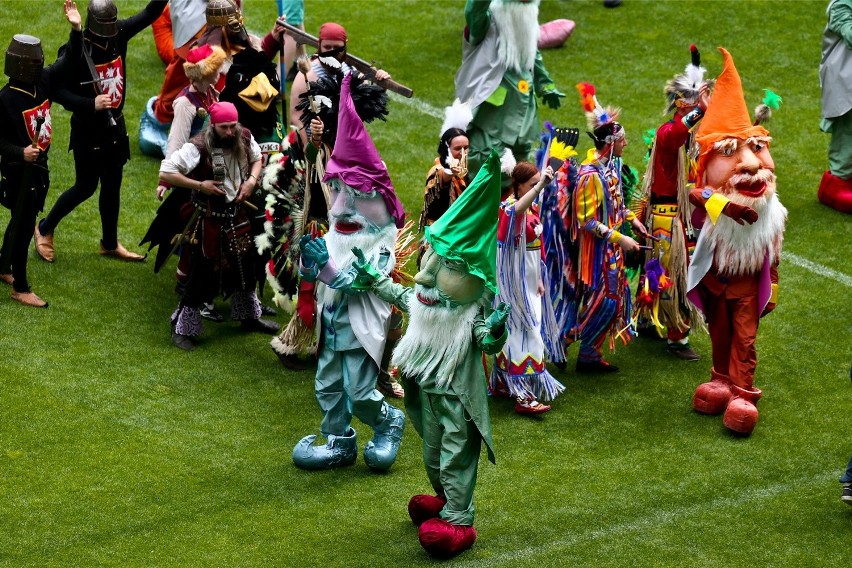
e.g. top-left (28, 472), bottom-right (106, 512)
top-left (350, 246), bottom-right (383, 291)
top-left (486, 302), bottom-right (511, 332)
top-left (542, 87), bottom-right (565, 110)
top-left (300, 235), bottom-right (329, 269)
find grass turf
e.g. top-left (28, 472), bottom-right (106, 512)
top-left (1, 0), bottom-right (851, 566)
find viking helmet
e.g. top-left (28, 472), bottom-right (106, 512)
top-left (206, 0), bottom-right (246, 39)
top-left (86, 0), bottom-right (118, 38)
top-left (4, 34), bottom-right (44, 85)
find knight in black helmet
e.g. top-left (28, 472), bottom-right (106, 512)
top-left (33, 0), bottom-right (167, 264)
top-left (0, 0), bottom-right (82, 308)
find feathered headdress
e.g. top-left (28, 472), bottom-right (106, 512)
top-left (296, 72), bottom-right (388, 147)
top-left (664, 44), bottom-right (715, 114)
top-left (439, 99), bottom-right (473, 139)
top-left (576, 82), bottom-right (623, 147)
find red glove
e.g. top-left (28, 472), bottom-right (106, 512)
top-left (723, 202), bottom-right (758, 225)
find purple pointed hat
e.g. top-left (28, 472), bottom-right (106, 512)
top-left (323, 73), bottom-right (405, 228)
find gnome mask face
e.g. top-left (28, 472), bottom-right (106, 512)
top-left (328, 182), bottom-right (393, 235)
top-left (414, 247), bottom-right (486, 307)
top-left (705, 137), bottom-right (776, 205)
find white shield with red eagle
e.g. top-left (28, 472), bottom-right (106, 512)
top-left (95, 56), bottom-right (124, 107)
top-left (22, 100), bottom-right (52, 151)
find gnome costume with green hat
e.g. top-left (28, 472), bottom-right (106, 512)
top-left (350, 150), bottom-right (509, 558)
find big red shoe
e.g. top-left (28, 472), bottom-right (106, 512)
top-left (408, 494), bottom-right (446, 526)
top-left (418, 518), bottom-right (477, 558)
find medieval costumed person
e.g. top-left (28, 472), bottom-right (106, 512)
top-left (266, 26), bottom-right (389, 370)
top-left (687, 48), bottom-right (787, 436)
top-left (33, 0), bottom-right (167, 265)
top-left (490, 162), bottom-right (565, 414)
top-left (419, 99), bottom-right (472, 232)
top-left (818, 0), bottom-right (852, 214)
top-left (159, 101), bottom-right (279, 351)
top-left (0, 1), bottom-right (82, 308)
top-left (291, 73), bottom-right (406, 472)
top-left (350, 150), bottom-right (509, 558)
top-left (455, 0), bottom-right (565, 181)
top-left (634, 45), bottom-right (713, 360)
top-left (566, 84), bottom-right (649, 373)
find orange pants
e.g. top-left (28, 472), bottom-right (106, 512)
top-left (696, 271), bottom-right (760, 389)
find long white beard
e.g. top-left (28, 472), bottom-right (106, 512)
top-left (491, 0), bottom-right (540, 73)
top-left (392, 287), bottom-right (481, 389)
top-left (704, 183), bottom-right (787, 276)
top-left (319, 222), bottom-right (397, 306)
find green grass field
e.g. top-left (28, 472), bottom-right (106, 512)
top-left (2, 0), bottom-right (851, 566)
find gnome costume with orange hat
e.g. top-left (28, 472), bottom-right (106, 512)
top-left (686, 48), bottom-right (787, 436)
top-left (292, 73), bottom-right (406, 472)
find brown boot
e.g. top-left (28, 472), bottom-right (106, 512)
top-left (0, 273), bottom-right (13, 286)
top-left (11, 290), bottom-right (48, 308)
top-left (34, 222), bottom-right (55, 263)
top-left (99, 241), bottom-right (146, 262)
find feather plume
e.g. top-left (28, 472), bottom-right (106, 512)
top-left (440, 99), bottom-right (473, 138)
top-left (500, 147), bottom-right (517, 176)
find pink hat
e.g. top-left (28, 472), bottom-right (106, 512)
top-left (323, 74), bottom-right (404, 228)
top-left (209, 101), bottom-right (239, 124)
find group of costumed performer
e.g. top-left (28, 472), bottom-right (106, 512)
top-left (291, 73), bottom-right (407, 472)
top-left (455, 0), bottom-right (564, 181)
top-left (686, 48), bottom-right (787, 436)
top-left (633, 45), bottom-right (713, 361)
top-left (562, 84), bottom-right (649, 373)
top-left (818, 0), bottom-right (852, 213)
top-left (489, 161), bottom-right (565, 414)
top-left (351, 150), bottom-right (509, 558)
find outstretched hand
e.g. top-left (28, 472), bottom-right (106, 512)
top-left (542, 87), bottom-right (565, 110)
top-left (350, 246), bottom-right (383, 291)
top-left (724, 202), bottom-right (759, 225)
top-left (65, 0), bottom-right (82, 31)
top-left (486, 302), bottom-right (511, 331)
top-left (299, 235), bottom-right (329, 269)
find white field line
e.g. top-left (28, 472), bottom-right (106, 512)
top-left (391, 93), bottom-right (852, 289)
top-left (453, 471), bottom-right (829, 567)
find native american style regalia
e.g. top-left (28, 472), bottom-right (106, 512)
top-left (564, 84), bottom-right (635, 369)
top-left (632, 45), bottom-right (711, 352)
top-left (420, 99), bottom-right (472, 232)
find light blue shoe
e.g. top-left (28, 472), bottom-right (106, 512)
top-left (292, 428), bottom-right (357, 470)
top-left (138, 95), bottom-right (169, 158)
top-left (364, 403), bottom-right (405, 471)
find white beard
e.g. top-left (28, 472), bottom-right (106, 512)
top-left (704, 181), bottom-right (787, 276)
top-left (491, 0), bottom-right (540, 74)
top-left (319, 222), bottom-right (397, 306)
top-left (392, 286), bottom-right (482, 389)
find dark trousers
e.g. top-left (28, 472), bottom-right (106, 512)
top-left (0, 188), bottom-right (38, 293)
top-left (41, 146), bottom-right (124, 250)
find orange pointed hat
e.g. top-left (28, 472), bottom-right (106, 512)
top-left (695, 48), bottom-right (769, 183)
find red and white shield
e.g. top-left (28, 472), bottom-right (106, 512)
top-left (95, 56), bottom-right (124, 107)
top-left (22, 100), bottom-right (52, 151)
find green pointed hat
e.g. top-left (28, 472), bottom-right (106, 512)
top-left (425, 149), bottom-right (501, 294)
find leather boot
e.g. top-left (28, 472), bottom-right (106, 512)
top-left (723, 385), bottom-right (763, 435)
top-left (363, 402), bottom-right (405, 471)
top-left (693, 368), bottom-right (733, 415)
top-left (292, 428), bottom-right (358, 470)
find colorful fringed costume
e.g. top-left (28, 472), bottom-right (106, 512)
top-left (491, 197), bottom-right (564, 402)
top-left (635, 45), bottom-right (711, 352)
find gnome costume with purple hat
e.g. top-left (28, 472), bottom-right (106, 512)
top-left (292, 73), bottom-right (406, 472)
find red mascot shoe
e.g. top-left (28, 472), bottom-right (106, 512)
top-left (723, 385), bottom-right (763, 435)
top-left (418, 518), bottom-right (477, 558)
top-left (408, 494), bottom-right (447, 526)
top-left (817, 171), bottom-right (852, 214)
top-left (692, 369), bottom-right (733, 415)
